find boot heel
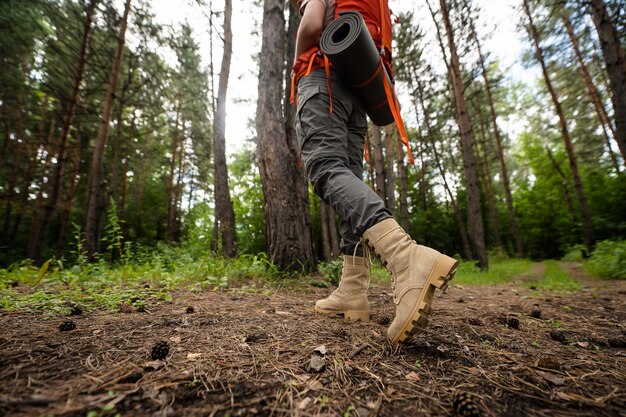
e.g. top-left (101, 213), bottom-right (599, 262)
top-left (344, 310), bottom-right (370, 322)
top-left (430, 255), bottom-right (459, 292)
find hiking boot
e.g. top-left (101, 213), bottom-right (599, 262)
top-left (362, 218), bottom-right (458, 345)
top-left (314, 255), bottom-right (370, 321)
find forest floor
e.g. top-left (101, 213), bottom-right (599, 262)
top-left (1, 262), bottom-right (625, 417)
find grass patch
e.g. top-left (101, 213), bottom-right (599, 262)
top-left (0, 247), bottom-right (291, 314)
top-left (454, 258), bottom-right (534, 286)
top-left (525, 260), bottom-right (582, 294)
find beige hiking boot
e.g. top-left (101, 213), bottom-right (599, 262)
top-left (314, 255), bottom-right (370, 321)
top-left (362, 218), bottom-right (458, 345)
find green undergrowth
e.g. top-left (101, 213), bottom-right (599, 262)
top-left (584, 240), bottom-right (626, 280)
top-left (0, 246), bottom-right (297, 315)
top-left (525, 260), bottom-right (582, 294)
top-left (454, 258), bottom-right (534, 286)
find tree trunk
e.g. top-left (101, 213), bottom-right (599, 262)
top-left (524, 0), bottom-right (595, 251)
top-left (166, 107), bottom-right (180, 241)
top-left (320, 201), bottom-right (339, 259)
top-left (395, 127), bottom-right (410, 231)
top-left (84, 0), bottom-right (132, 257)
top-left (561, 11), bottom-right (620, 171)
top-left (383, 126), bottom-right (396, 215)
top-left (546, 147), bottom-right (577, 215)
top-left (439, 0), bottom-right (487, 269)
top-left (465, 1), bottom-right (524, 257)
top-left (256, 0), bottom-right (314, 270)
top-left (213, 0), bottom-right (237, 257)
top-left (589, 0), bottom-right (626, 162)
top-left (370, 125), bottom-right (386, 202)
top-left (29, 0), bottom-right (97, 261)
top-left (475, 103), bottom-right (502, 250)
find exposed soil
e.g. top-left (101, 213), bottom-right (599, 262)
top-left (1, 264), bottom-right (625, 417)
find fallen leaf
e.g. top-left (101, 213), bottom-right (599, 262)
top-left (298, 397), bottom-right (312, 410)
top-left (186, 353), bottom-right (203, 360)
top-left (306, 379), bottom-right (323, 391)
top-left (535, 370), bottom-right (565, 386)
top-left (169, 336), bottom-right (182, 344)
top-left (577, 341), bottom-right (590, 348)
top-left (405, 371), bottom-right (420, 381)
top-left (275, 310), bottom-right (293, 316)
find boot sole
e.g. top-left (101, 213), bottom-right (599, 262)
top-left (314, 307), bottom-right (370, 322)
top-left (390, 254), bottom-right (458, 345)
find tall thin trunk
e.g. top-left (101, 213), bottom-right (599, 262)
top-left (58, 136), bottom-right (82, 248)
top-left (395, 127), bottom-right (409, 231)
top-left (256, 0), bottom-right (314, 270)
top-left (370, 125), bottom-right (386, 202)
top-left (213, 0), bottom-right (237, 257)
top-left (365, 132), bottom-right (375, 189)
top-left (166, 107), bottom-right (180, 241)
top-left (524, 0), bottom-right (595, 251)
top-left (383, 126), bottom-right (396, 215)
top-left (475, 102), bottom-right (502, 249)
top-left (29, 0), bottom-right (97, 260)
top-left (589, 0), bottom-right (626, 162)
top-left (546, 147), bottom-right (577, 215)
top-left (561, 11), bottom-right (620, 171)
top-left (85, 0), bottom-right (132, 257)
top-left (465, 0), bottom-right (523, 256)
top-left (439, 0), bottom-right (487, 268)
top-left (174, 127), bottom-right (186, 240)
top-left (321, 201), bottom-right (339, 259)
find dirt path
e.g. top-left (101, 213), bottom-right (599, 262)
top-left (1, 264), bottom-right (625, 417)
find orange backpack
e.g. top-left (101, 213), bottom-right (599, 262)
top-left (290, 0), bottom-right (414, 164)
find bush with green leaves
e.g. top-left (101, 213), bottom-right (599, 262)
top-left (585, 240), bottom-right (626, 280)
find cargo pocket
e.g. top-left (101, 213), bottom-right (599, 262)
top-left (295, 85), bottom-right (323, 150)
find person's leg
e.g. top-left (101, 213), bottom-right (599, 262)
top-left (297, 70), bottom-right (383, 321)
top-left (296, 71), bottom-right (391, 240)
top-left (338, 104), bottom-right (368, 257)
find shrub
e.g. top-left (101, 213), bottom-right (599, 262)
top-left (585, 240), bottom-right (626, 280)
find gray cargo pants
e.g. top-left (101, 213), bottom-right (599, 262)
top-left (296, 69), bottom-right (391, 256)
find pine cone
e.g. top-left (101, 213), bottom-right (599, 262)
top-left (59, 320), bottom-right (76, 332)
top-left (151, 341), bottom-right (170, 360)
top-left (452, 391), bottom-right (481, 417)
top-left (549, 330), bottom-right (567, 344)
top-left (186, 306), bottom-right (195, 314)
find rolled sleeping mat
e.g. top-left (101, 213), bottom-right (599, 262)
top-left (320, 11), bottom-right (396, 126)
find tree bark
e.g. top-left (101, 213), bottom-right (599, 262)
top-left (166, 106), bottom-right (180, 241)
top-left (370, 125), bottom-right (386, 202)
top-left (589, 0), bottom-right (626, 162)
top-left (85, 0), bottom-right (132, 257)
top-left (475, 102), bottom-right (502, 250)
top-left (383, 126), bottom-right (396, 215)
top-left (395, 127), bottom-right (410, 231)
top-left (439, 0), bottom-right (487, 268)
top-left (29, 0), bottom-right (98, 260)
top-left (213, 0), bottom-right (237, 257)
top-left (561, 11), bottom-right (620, 171)
top-left (256, 0), bottom-right (314, 270)
top-left (524, 0), bottom-right (595, 251)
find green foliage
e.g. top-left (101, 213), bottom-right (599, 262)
top-left (585, 240), bottom-right (626, 280)
top-left (0, 245), bottom-right (286, 314)
top-left (455, 258), bottom-right (534, 286)
top-left (525, 260), bottom-right (582, 294)
top-left (318, 257), bottom-right (343, 286)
